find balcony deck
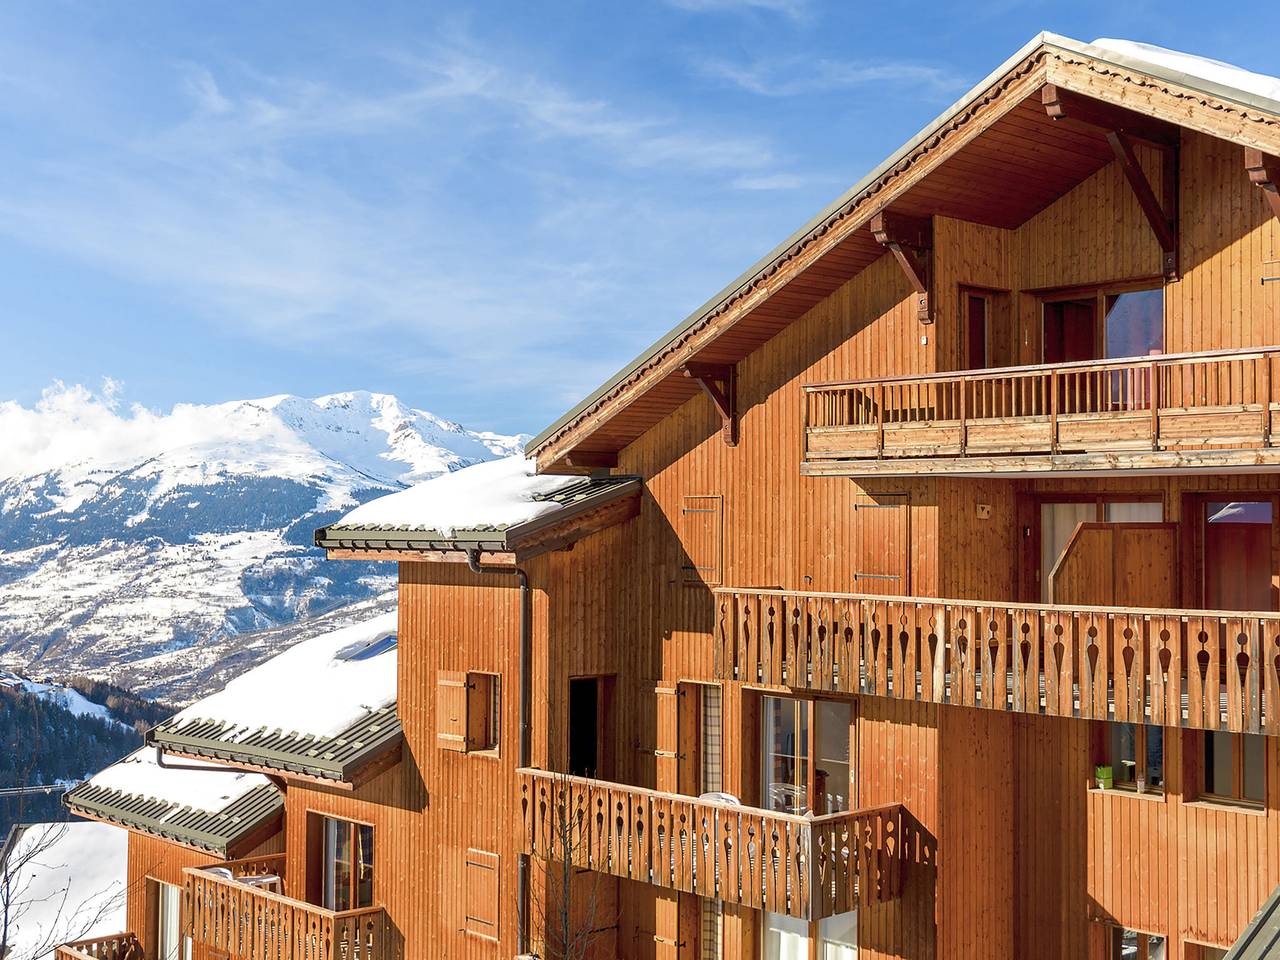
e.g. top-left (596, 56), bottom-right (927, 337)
top-left (183, 854), bottom-right (391, 960)
top-left (714, 589), bottom-right (1280, 735)
top-left (802, 346), bottom-right (1280, 476)
top-left (518, 768), bottom-right (932, 921)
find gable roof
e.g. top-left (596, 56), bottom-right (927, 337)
top-left (527, 33), bottom-right (1280, 471)
top-left (314, 456), bottom-right (642, 558)
top-left (64, 748), bottom-right (282, 857)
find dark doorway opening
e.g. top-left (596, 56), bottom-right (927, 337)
top-left (568, 676), bottom-right (614, 778)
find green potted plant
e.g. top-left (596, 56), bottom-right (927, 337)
top-left (1095, 765), bottom-right (1114, 790)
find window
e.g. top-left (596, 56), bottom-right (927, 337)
top-left (1204, 731), bottom-right (1266, 805)
top-left (151, 880), bottom-right (189, 960)
top-left (436, 671), bottom-right (500, 753)
top-left (464, 849), bottom-right (499, 940)
top-left (761, 696), bottom-right (853, 816)
top-left (321, 816), bottom-right (374, 911)
top-left (1040, 285), bottom-right (1164, 365)
top-left (763, 909), bottom-right (858, 959)
top-left (700, 898), bottom-right (722, 960)
top-left (1105, 927), bottom-right (1166, 959)
top-left (1104, 723), bottom-right (1163, 793)
top-left (568, 676), bottom-right (615, 778)
top-left (1104, 289), bottom-right (1164, 359)
top-left (964, 290), bottom-right (990, 369)
top-left (679, 495), bottom-right (723, 585)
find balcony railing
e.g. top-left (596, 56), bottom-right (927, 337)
top-left (802, 346), bottom-right (1280, 473)
top-left (715, 589), bottom-right (1280, 735)
top-left (518, 767), bottom-right (932, 921)
top-left (184, 854), bottom-right (390, 960)
top-left (54, 933), bottom-right (141, 960)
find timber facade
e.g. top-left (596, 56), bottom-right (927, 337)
top-left (58, 32), bottom-right (1280, 960)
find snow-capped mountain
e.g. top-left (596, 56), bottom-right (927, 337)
top-left (0, 391), bottom-right (523, 699)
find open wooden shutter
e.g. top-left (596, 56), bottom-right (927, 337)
top-left (654, 685), bottom-right (681, 792)
top-left (852, 491), bottom-right (910, 595)
top-left (463, 848), bottom-right (499, 940)
top-left (679, 495), bottom-right (723, 585)
top-left (437, 671), bottom-right (469, 751)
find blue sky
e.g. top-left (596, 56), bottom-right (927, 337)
top-left (2, 0), bottom-right (1273, 435)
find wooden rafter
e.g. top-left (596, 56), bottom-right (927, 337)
top-left (870, 211), bottom-right (932, 323)
top-left (1040, 84), bottom-right (1179, 147)
top-left (1245, 147), bottom-right (1280, 221)
top-left (682, 362), bottom-right (738, 445)
top-left (1042, 84), bottom-right (1180, 280)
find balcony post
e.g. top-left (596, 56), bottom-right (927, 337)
top-left (1264, 355), bottom-right (1273, 446)
top-left (876, 383), bottom-right (885, 458)
top-left (1150, 359), bottom-right (1160, 451)
top-left (958, 376), bottom-right (967, 455)
top-left (1050, 369), bottom-right (1059, 453)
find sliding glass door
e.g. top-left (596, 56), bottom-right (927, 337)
top-left (761, 695), bottom-right (857, 958)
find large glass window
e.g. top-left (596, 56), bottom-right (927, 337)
top-left (154, 880), bottom-right (189, 960)
top-left (762, 697), bottom-right (808, 815)
top-left (1104, 289), bottom-right (1164, 359)
top-left (814, 700), bottom-right (852, 815)
top-left (322, 816), bottom-right (374, 911)
top-left (763, 910), bottom-right (858, 959)
top-left (1204, 731), bottom-right (1266, 805)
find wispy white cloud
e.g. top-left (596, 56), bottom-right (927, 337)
top-left (664, 0), bottom-right (810, 20)
top-left (702, 56), bottom-right (967, 98)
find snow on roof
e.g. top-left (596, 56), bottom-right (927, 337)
top-left (1091, 38), bottom-right (1280, 106)
top-left (171, 611), bottom-right (398, 740)
top-left (85, 747), bottom-right (269, 815)
top-left (1, 821), bottom-right (126, 960)
top-left (330, 455), bottom-right (582, 534)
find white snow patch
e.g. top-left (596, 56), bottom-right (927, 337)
top-left (0, 674), bottom-right (128, 729)
top-left (86, 748), bottom-right (268, 815)
top-left (1, 821), bottom-right (127, 960)
top-left (1092, 39), bottom-right (1280, 104)
top-left (172, 611), bottom-right (398, 739)
top-left (334, 456), bottom-right (579, 534)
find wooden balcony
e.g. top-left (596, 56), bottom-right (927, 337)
top-left (802, 346), bottom-right (1280, 476)
top-left (715, 589), bottom-right (1280, 735)
top-left (518, 767), bottom-right (932, 921)
top-left (53, 933), bottom-right (141, 960)
top-left (184, 854), bottom-right (392, 960)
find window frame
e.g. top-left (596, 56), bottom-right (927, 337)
top-left (1096, 721), bottom-right (1165, 797)
top-left (1036, 279), bottom-right (1166, 365)
top-left (1200, 730), bottom-right (1267, 809)
top-left (316, 814), bottom-right (375, 913)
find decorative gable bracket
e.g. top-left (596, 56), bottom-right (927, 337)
top-left (682, 362), bottom-right (738, 446)
top-left (1245, 148), bottom-right (1280, 222)
top-left (870, 211), bottom-right (932, 324)
top-left (1041, 84), bottom-right (1180, 281)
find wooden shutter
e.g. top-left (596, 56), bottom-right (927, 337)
top-left (654, 685), bottom-right (681, 792)
top-left (852, 491), bottom-right (909, 595)
top-left (463, 848), bottom-right (499, 940)
top-left (437, 671), bottom-right (469, 751)
top-left (679, 495), bottom-right (723, 585)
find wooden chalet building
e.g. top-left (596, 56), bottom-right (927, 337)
top-left (55, 31), bottom-right (1280, 960)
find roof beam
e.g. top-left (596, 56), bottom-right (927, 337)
top-left (1245, 148), bottom-right (1280, 221)
top-left (1040, 83), bottom-right (1179, 148)
top-left (870, 211), bottom-right (932, 323)
top-left (1042, 83), bottom-right (1179, 279)
top-left (1106, 130), bottom-right (1180, 280)
top-left (682, 362), bottom-right (738, 446)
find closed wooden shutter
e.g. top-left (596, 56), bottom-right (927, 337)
top-left (437, 671), bottom-right (469, 751)
top-left (679, 495), bottom-right (723, 585)
top-left (463, 848), bottom-right (499, 940)
top-left (852, 491), bottom-right (909, 595)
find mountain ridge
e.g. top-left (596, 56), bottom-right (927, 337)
top-left (0, 390), bottom-right (523, 699)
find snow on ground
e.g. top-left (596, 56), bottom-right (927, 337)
top-left (0, 821), bottom-right (126, 960)
top-left (0, 674), bottom-right (126, 728)
top-left (87, 748), bottom-right (268, 814)
top-left (173, 611), bottom-right (398, 739)
top-left (1092, 38), bottom-right (1280, 104)
top-left (334, 455), bottom-right (580, 534)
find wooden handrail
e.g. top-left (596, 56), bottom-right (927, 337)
top-left (54, 932), bottom-right (141, 960)
top-left (803, 344), bottom-right (1280, 390)
top-left (517, 768), bottom-right (932, 921)
top-left (713, 589), bottom-right (1280, 735)
top-left (184, 866), bottom-right (390, 960)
